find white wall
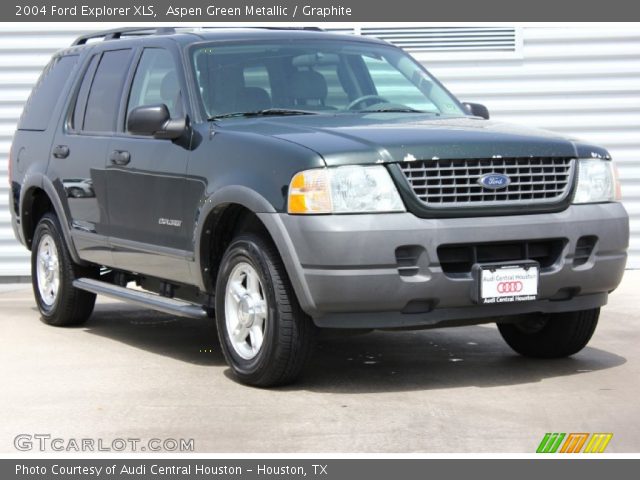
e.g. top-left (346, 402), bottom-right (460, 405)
top-left (0, 24), bottom-right (638, 277)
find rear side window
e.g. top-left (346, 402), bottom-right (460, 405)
top-left (18, 55), bottom-right (78, 131)
top-left (71, 54), bottom-right (100, 131)
top-left (82, 49), bottom-right (133, 133)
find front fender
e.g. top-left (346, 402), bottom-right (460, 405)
top-left (192, 186), bottom-right (276, 289)
top-left (192, 188), bottom-right (316, 312)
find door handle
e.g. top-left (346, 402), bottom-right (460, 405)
top-left (109, 150), bottom-right (131, 166)
top-left (52, 145), bottom-right (70, 159)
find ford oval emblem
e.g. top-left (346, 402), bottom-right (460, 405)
top-left (477, 173), bottom-right (511, 190)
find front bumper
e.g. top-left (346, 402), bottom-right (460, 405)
top-left (258, 203), bottom-right (628, 329)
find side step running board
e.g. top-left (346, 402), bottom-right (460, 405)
top-left (73, 278), bottom-right (208, 319)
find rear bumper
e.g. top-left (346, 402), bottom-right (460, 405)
top-left (259, 203), bottom-right (629, 329)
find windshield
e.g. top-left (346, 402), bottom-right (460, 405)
top-left (190, 40), bottom-right (466, 118)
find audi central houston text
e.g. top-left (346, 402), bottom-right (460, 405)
top-left (15, 464), bottom-right (249, 476)
top-left (9, 27), bottom-right (628, 386)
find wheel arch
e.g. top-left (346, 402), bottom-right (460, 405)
top-left (195, 186), bottom-right (277, 293)
top-left (20, 174), bottom-right (84, 265)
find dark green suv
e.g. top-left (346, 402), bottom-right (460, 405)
top-left (9, 27), bottom-right (629, 386)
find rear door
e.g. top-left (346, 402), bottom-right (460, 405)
top-left (50, 48), bottom-right (134, 266)
top-left (106, 46), bottom-right (193, 283)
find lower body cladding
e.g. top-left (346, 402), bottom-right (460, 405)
top-left (258, 203), bottom-right (628, 329)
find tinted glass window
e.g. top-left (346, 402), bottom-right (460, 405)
top-left (362, 56), bottom-right (437, 112)
top-left (127, 48), bottom-right (182, 123)
top-left (191, 41), bottom-right (464, 117)
top-left (314, 63), bottom-right (349, 109)
top-left (84, 49), bottom-right (133, 133)
top-left (243, 65), bottom-right (272, 95)
top-left (18, 55), bottom-right (79, 131)
top-left (71, 54), bottom-right (100, 131)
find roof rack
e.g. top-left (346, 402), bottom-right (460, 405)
top-left (253, 27), bottom-right (324, 31)
top-left (71, 26), bottom-right (326, 47)
top-left (71, 27), bottom-right (176, 46)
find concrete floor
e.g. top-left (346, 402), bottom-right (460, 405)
top-left (1, 272), bottom-right (639, 453)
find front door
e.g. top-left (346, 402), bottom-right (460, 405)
top-left (106, 47), bottom-right (193, 283)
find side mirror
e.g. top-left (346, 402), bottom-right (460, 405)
top-left (127, 104), bottom-right (187, 140)
top-left (463, 102), bottom-right (490, 120)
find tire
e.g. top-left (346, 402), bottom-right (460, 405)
top-left (497, 308), bottom-right (600, 358)
top-left (215, 233), bottom-right (315, 387)
top-left (31, 212), bottom-right (98, 326)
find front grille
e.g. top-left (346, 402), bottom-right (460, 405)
top-left (399, 157), bottom-right (575, 207)
top-left (437, 239), bottom-right (566, 277)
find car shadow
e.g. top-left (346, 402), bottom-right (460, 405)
top-left (83, 303), bottom-right (626, 393)
top-left (83, 302), bottom-right (224, 366)
top-left (290, 327), bottom-right (627, 394)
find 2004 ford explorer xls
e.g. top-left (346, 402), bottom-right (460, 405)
top-left (9, 27), bottom-right (629, 386)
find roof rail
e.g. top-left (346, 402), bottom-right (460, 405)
top-left (71, 27), bottom-right (176, 46)
top-left (71, 26), bottom-right (326, 46)
top-left (253, 27), bottom-right (325, 31)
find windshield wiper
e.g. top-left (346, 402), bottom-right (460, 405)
top-left (208, 108), bottom-right (320, 120)
top-left (357, 107), bottom-right (440, 114)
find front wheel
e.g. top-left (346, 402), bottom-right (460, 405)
top-left (215, 234), bottom-right (315, 387)
top-left (497, 308), bottom-right (600, 358)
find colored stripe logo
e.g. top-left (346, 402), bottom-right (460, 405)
top-left (537, 433), bottom-right (612, 453)
top-left (584, 433), bottom-right (614, 453)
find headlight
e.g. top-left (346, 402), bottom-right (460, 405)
top-left (573, 159), bottom-right (621, 204)
top-left (288, 165), bottom-right (405, 214)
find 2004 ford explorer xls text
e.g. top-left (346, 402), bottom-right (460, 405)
top-left (9, 27), bottom-right (629, 387)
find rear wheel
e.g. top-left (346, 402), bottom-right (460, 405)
top-left (215, 233), bottom-right (315, 387)
top-left (497, 308), bottom-right (600, 358)
top-left (31, 212), bottom-right (98, 326)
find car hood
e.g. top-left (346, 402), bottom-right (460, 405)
top-left (219, 114), bottom-right (610, 165)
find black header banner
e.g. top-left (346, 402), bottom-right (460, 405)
top-left (4, 0), bottom-right (640, 22)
